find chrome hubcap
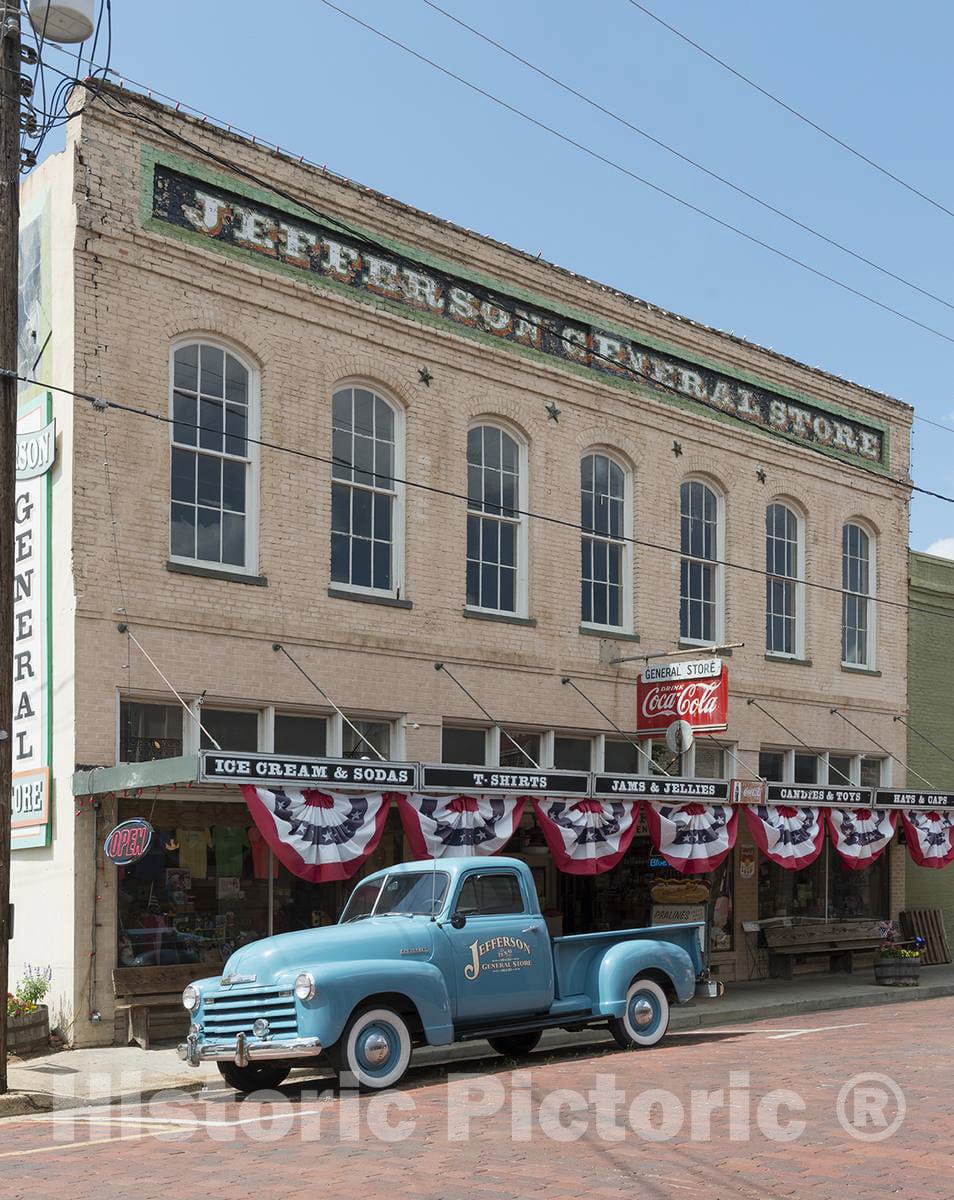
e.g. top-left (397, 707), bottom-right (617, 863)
top-left (631, 997), bottom-right (654, 1028)
top-left (363, 1031), bottom-right (390, 1065)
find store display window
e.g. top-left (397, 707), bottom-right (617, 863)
top-left (758, 846), bottom-right (889, 921)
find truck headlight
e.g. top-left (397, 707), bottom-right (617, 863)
top-left (294, 972), bottom-right (316, 1002)
top-left (182, 984), bottom-right (200, 1012)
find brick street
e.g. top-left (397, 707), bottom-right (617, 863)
top-left (1, 997), bottom-right (950, 1200)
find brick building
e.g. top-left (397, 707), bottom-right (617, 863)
top-left (12, 85), bottom-right (917, 1046)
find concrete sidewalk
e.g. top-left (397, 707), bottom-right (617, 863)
top-left (4, 963), bottom-right (953, 1119)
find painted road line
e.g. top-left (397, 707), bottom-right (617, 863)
top-left (0, 1128), bottom-right (180, 1158)
top-left (43, 1107), bottom-right (331, 1129)
top-left (765, 1022), bottom-right (869, 1040)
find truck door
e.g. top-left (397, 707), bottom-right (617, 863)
top-left (441, 868), bottom-right (554, 1023)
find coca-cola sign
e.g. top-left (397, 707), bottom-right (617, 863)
top-left (637, 661), bottom-right (729, 735)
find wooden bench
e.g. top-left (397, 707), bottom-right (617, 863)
top-left (113, 964), bottom-right (202, 1050)
top-left (762, 920), bottom-right (883, 980)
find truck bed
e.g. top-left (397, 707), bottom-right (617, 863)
top-left (551, 923), bottom-right (705, 999)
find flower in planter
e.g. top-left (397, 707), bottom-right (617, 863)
top-left (7, 965), bottom-right (52, 1018)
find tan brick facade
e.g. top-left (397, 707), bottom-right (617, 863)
top-left (11, 87), bottom-right (914, 1044)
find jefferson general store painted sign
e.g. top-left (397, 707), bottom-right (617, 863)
top-left (145, 153), bottom-right (886, 469)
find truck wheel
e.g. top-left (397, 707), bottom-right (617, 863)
top-left (337, 1006), bottom-right (413, 1090)
top-left (487, 1031), bottom-right (542, 1058)
top-left (608, 978), bottom-right (670, 1049)
top-left (217, 1061), bottom-right (291, 1092)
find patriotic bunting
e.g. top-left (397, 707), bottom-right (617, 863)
top-left (397, 793), bottom-right (526, 859)
top-left (241, 785), bottom-right (394, 882)
top-left (533, 798), bottom-right (641, 875)
top-left (827, 807), bottom-right (897, 870)
top-left (743, 805), bottom-right (826, 870)
top-left (644, 802), bottom-right (738, 874)
top-left (901, 810), bottom-right (954, 868)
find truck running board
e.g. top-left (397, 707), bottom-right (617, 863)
top-left (454, 1010), bottom-right (596, 1043)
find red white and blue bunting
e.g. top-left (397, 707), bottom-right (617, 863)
top-left (533, 798), bottom-right (642, 875)
top-left (643, 802), bottom-right (738, 874)
top-left (743, 805), bottom-right (826, 870)
top-left (397, 793), bottom-right (527, 859)
top-left (901, 810), bottom-right (954, 869)
top-left (826, 807), bottom-right (897, 870)
top-left (241, 785), bottom-right (395, 882)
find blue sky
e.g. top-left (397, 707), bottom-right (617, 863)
top-left (34, 1), bottom-right (954, 554)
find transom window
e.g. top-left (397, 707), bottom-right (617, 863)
top-left (581, 453), bottom-right (627, 628)
top-left (765, 503), bottom-right (801, 656)
top-left (680, 480), bottom-right (722, 643)
top-left (842, 523), bottom-right (873, 667)
top-left (466, 424), bottom-right (525, 614)
top-left (170, 341), bottom-right (254, 569)
top-left (331, 386), bottom-right (402, 594)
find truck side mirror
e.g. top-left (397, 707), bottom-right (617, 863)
top-left (450, 912), bottom-right (467, 930)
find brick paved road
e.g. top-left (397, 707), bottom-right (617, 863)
top-left (1, 998), bottom-right (951, 1200)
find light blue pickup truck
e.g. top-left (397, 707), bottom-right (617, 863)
top-left (179, 856), bottom-right (713, 1091)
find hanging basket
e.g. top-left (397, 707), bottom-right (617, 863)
top-left (7, 1004), bottom-right (51, 1054)
top-left (873, 956), bottom-right (921, 987)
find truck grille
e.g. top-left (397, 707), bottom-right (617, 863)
top-left (202, 986), bottom-right (298, 1038)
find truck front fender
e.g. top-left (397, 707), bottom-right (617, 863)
top-left (296, 958), bottom-right (454, 1048)
top-left (588, 940), bottom-right (697, 1017)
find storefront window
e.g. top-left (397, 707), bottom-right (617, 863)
top-left (274, 713), bottom-right (327, 757)
top-left (758, 751), bottom-right (785, 781)
top-left (200, 708), bottom-right (259, 751)
top-left (119, 702), bottom-right (183, 763)
top-left (860, 757), bottom-right (883, 788)
top-left (500, 730), bottom-right (541, 768)
top-left (794, 753), bottom-right (819, 783)
top-left (554, 736), bottom-right (592, 771)
top-left (117, 799), bottom-right (269, 968)
top-left (343, 718), bottom-right (391, 759)
top-left (829, 755), bottom-right (854, 785)
top-left (604, 738), bottom-right (643, 774)
top-left (758, 846), bottom-right (889, 922)
top-left (694, 743), bottom-right (724, 778)
top-left (442, 726), bottom-right (487, 765)
top-left (651, 740), bottom-right (680, 776)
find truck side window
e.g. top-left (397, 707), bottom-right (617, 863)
top-left (456, 872), bottom-right (525, 916)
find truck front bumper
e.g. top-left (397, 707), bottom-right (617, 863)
top-left (177, 1032), bottom-right (323, 1068)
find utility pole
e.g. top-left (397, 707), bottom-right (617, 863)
top-left (0, 1), bottom-right (21, 1095)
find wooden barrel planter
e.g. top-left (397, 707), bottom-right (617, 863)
top-left (7, 1004), bottom-right (50, 1054)
top-left (874, 957), bottom-right (921, 987)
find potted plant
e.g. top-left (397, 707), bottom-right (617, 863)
top-left (874, 935), bottom-right (924, 988)
top-left (6, 965), bottom-right (52, 1054)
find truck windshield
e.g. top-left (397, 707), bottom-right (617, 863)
top-left (341, 872), bottom-right (450, 922)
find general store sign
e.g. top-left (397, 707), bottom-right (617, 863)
top-left (200, 751), bottom-right (418, 789)
top-left (148, 160), bottom-right (886, 469)
top-left (12, 398), bottom-right (54, 850)
top-left (637, 659), bottom-right (729, 735)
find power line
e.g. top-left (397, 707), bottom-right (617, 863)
top-left (625, 0), bottom-right (954, 224)
top-left (11, 366), bottom-right (954, 630)
top-left (420, 0), bottom-right (954, 317)
top-left (315, 0), bottom-right (954, 348)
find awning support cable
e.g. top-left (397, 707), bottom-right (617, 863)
top-left (829, 707), bottom-right (935, 789)
top-left (118, 622), bottom-right (221, 750)
top-left (560, 675), bottom-right (668, 775)
top-left (746, 697), bottom-right (854, 786)
top-left (892, 713), bottom-right (954, 770)
top-left (435, 662), bottom-right (540, 768)
top-left (272, 643), bottom-right (385, 761)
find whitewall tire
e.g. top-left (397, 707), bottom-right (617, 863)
top-left (339, 1007), bottom-right (413, 1090)
top-left (608, 978), bottom-right (670, 1049)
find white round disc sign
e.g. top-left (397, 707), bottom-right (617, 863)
top-left (665, 719), bottom-right (694, 755)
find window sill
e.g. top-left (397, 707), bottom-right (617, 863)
top-left (166, 560), bottom-right (268, 586)
top-left (463, 608), bottom-right (536, 627)
top-left (327, 587), bottom-right (412, 610)
top-left (579, 625), bottom-right (640, 642)
top-left (765, 653), bottom-right (813, 667)
top-left (678, 640), bottom-right (732, 656)
top-left (841, 663), bottom-right (881, 677)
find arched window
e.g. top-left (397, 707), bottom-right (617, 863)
top-left (466, 424), bottom-right (526, 614)
top-left (765, 502), bottom-right (803, 656)
top-left (331, 384), bottom-right (403, 595)
top-left (842, 522), bottom-right (874, 667)
top-left (170, 340), bottom-right (257, 571)
top-left (679, 479), bottom-right (723, 643)
top-left (581, 452), bottom-right (629, 629)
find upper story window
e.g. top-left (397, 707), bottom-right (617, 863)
top-left (170, 341), bottom-right (256, 571)
top-left (331, 385), bottom-right (403, 596)
top-left (120, 701), bottom-right (183, 763)
top-left (679, 479), bottom-right (723, 644)
top-left (842, 522), bottom-right (874, 667)
top-left (466, 424), bottom-right (527, 615)
top-left (765, 502), bottom-right (803, 657)
top-left (581, 452), bottom-right (629, 630)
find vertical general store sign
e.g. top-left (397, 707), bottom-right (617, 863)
top-left (11, 397), bottom-right (54, 850)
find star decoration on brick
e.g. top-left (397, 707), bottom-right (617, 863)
top-left (672, 440), bottom-right (683, 457)
top-left (756, 467), bottom-right (767, 484)
top-left (418, 366), bottom-right (433, 387)
top-left (546, 401), bottom-right (561, 422)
